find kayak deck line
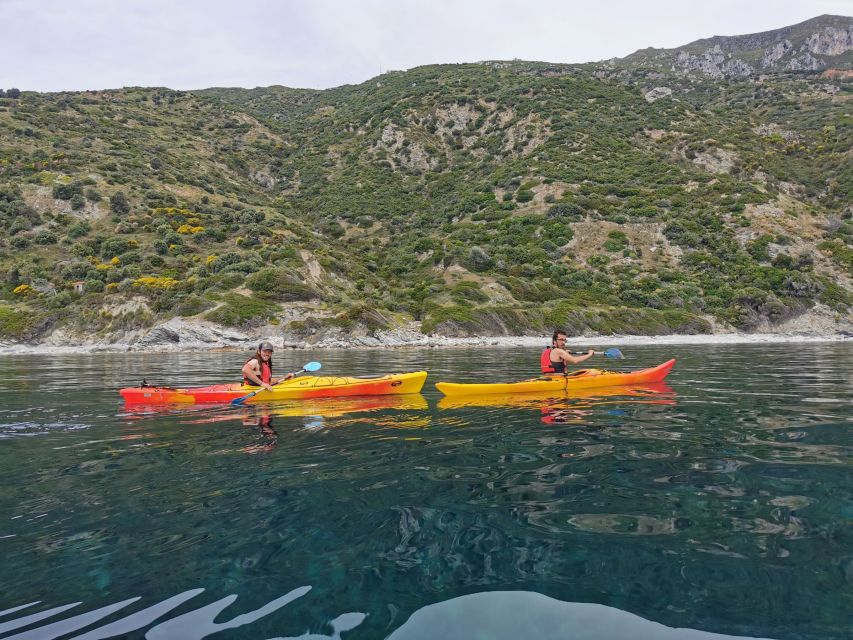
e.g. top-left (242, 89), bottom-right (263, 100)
top-left (435, 359), bottom-right (676, 397)
top-left (120, 371), bottom-right (428, 404)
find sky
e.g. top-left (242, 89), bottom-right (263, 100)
top-left (1, 0), bottom-right (851, 92)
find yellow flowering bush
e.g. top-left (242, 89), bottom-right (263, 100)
top-left (13, 284), bottom-right (35, 296)
top-left (176, 224), bottom-right (204, 234)
top-left (133, 276), bottom-right (180, 290)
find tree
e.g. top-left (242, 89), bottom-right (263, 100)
top-left (6, 88), bottom-right (20, 99)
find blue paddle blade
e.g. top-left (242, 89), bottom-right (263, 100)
top-left (603, 348), bottom-right (624, 359)
top-left (230, 393), bottom-right (254, 406)
top-left (303, 361), bottom-right (322, 372)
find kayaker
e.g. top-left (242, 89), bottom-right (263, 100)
top-left (242, 342), bottom-right (294, 392)
top-left (541, 330), bottom-right (594, 374)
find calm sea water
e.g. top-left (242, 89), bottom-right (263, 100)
top-left (0, 343), bottom-right (850, 640)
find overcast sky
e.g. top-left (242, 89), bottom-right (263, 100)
top-left (2, 0), bottom-right (851, 92)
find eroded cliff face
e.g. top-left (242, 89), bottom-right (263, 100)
top-left (659, 17), bottom-right (853, 78)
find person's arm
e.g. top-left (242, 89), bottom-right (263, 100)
top-left (273, 372), bottom-right (295, 384)
top-left (556, 348), bottom-right (595, 365)
top-left (241, 359), bottom-right (273, 391)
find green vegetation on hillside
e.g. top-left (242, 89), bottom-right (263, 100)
top-left (1, 26), bottom-right (851, 341)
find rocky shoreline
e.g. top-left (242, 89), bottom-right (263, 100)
top-left (0, 315), bottom-right (850, 355)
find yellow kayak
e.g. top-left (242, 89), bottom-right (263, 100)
top-left (435, 359), bottom-right (675, 397)
top-left (122, 371), bottom-right (428, 404)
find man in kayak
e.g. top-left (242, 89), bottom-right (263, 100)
top-left (541, 330), bottom-right (594, 374)
top-left (242, 342), bottom-right (294, 392)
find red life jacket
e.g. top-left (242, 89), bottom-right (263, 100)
top-left (244, 357), bottom-right (272, 385)
top-left (540, 347), bottom-right (565, 374)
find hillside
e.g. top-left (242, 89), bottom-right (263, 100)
top-left (1, 15), bottom-right (851, 349)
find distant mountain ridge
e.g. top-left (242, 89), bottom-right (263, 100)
top-left (622, 14), bottom-right (853, 77)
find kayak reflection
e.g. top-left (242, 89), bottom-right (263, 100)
top-left (124, 393), bottom-right (429, 421)
top-left (437, 383), bottom-right (676, 424)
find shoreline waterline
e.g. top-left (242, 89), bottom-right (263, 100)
top-left (0, 331), bottom-right (849, 356)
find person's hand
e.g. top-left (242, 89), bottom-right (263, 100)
top-left (262, 383), bottom-right (274, 392)
top-left (285, 372), bottom-right (295, 381)
top-left (587, 349), bottom-right (595, 356)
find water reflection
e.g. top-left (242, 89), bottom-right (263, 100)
top-left (121, 394), bottom-right (428, 422)
top-left (438, 383), bottom-right (677, 425)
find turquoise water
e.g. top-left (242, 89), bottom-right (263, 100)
top-left (0, 343), bottom-right (850, 639)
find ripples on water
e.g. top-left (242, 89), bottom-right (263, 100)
top-left (0, 344), bottom-right (850, 639)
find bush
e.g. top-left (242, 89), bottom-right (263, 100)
top-left (204, 293), bottom-right (273, 327)
top-left (174, 294), bottom-right (213, 317)
top-left (0, 306), bottom-right (36, 339)
top-left (70, 193), bottom-right (86, 210)
top-left (67, 221), bottom-right (90, 238)
top-left (246, 268), bottom-right (317, 301)
top-left (109, 192), bottom-right (130, 215)
top-left (101, 236), bottom-right (135, 258)
top-left (52, 182), bottom-right (82, 200)
top-left (451, 281), bottom-right (490, 303)
top-left (548, 203), bottom-right (584, 220)
top-left (85, 279), bottom-right (105, 293)
top-left (466, 246), bottom-right (493, 272)
top-left (34, 230), bottom-right (58, 245)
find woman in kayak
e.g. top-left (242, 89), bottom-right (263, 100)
top-left (242, 341), bottom-right (294, 392)
top-left (541, 330), bottom-right (594, 374)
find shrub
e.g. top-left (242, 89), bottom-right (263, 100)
top-left (0, 306), bottom-right (36, 338)
top-left (174, 294), bottom-right (213, 317)
top-left (109, 192), bottom-right (130, 215)
top-left (34, 230), bottom-right (58, 245)
top-left (603, 230), bottom-right (628, 252)
top-left (70, 193), bottom-right (86, 210)
top-left (67, 221), bottom-right (90, 238)
top-left (101, 236), bottom-right (135, 258)
top-left (246, 268), bottom-right (317, 301)
top-left (467, 246), bottom-right (493, 272)
top-left (52, 182), bottom-right (82, 200)
top-left (547, 203), bottom-right (584, 220)
top-left (451, 281), bottom-right (490, 303)
top-left (85, 279), bottom-right (105, 293)
top-left (204, 293), bottom-right (273, 327)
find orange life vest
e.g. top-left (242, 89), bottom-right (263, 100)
top-left (540, 347), bottom-right (565, 374)
top-left (244, 358), bottom-right (272, 385)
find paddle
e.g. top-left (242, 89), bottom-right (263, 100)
top-left (230, 361), bottom-right (322, 406)
top-left (569, 348), bottom-right (624, 359)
